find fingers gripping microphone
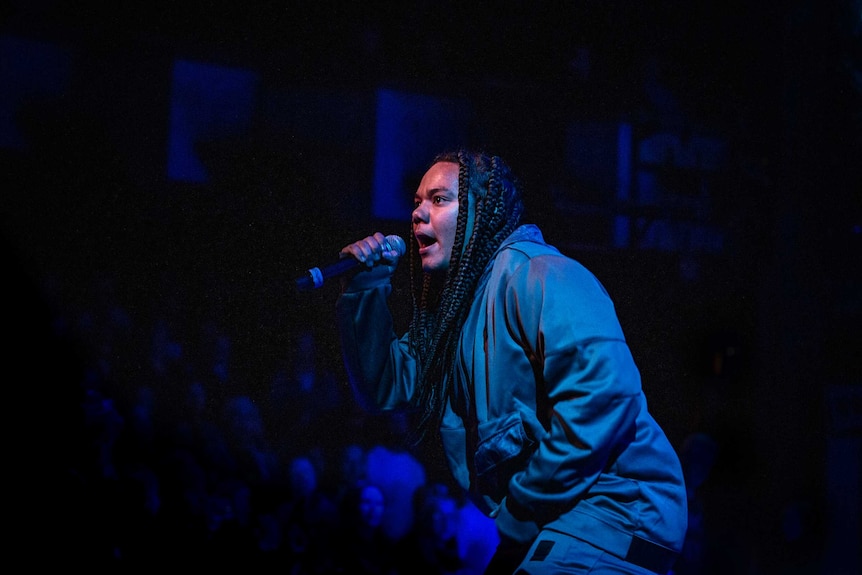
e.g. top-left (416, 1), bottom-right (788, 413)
top-left (294, 234), bottom-right (406, 291)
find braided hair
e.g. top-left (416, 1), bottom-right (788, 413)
top-left (406, 150), bottom-right (525, 445)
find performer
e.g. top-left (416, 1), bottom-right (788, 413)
top-left (335, 149), bottom-right (687, 574)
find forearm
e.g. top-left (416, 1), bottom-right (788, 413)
top-left (336, 284), bottom-right (419, 411)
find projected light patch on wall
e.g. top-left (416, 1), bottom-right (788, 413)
top-left (0, 35), bottom-right (71, 150)
top-left (167, 60), bottom-right (258, 183)
top-left (371, 88), bottom-right (469, 221)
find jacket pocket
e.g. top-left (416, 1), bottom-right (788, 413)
top-left (474, 411), bottom-right (537, 501)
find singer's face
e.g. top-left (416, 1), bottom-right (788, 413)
top-left (412, 161), bottom-right (460, 275)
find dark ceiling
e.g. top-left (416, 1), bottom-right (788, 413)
top-left (1, 2), bottom-right (791, 96)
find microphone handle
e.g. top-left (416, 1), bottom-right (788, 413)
top-left (295, 257), bottom-right (358, 292)
top-left (294, 234), bottom-right (405, 292)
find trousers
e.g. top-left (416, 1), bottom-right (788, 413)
top-left (484, 529), bottom-right (675, 575)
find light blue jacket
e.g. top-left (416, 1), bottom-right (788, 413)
top-left (336, 224), bottom-right (687, 560)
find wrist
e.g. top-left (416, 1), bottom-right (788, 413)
top-left (496, 497), bottom-right (539, 545)
top-left (342, 264), bottom-right (394, 292)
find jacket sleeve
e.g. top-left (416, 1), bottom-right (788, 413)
top-left (496, 254), bottom-right (644, 537)
top-left (335, 265), bottom-right (420, 412)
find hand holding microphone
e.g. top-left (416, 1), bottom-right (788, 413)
top-left (340, 232), bottom-right (406, 267)
top-left (295, 232), bottom-right (406, 291)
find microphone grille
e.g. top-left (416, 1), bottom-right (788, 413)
top-left (385, 234), bottom-right (407, 257)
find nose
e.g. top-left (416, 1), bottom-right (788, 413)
top-left (412, 201), bottom-right (428, 223)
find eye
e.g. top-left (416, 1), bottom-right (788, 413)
top-left (413, 198), bottom-right (421, 209)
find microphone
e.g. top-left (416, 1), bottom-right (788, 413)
top-left (294, 234), bottom-right (406, 291)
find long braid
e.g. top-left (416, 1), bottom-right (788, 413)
top-left (407, 150), bottom-right (524, 445)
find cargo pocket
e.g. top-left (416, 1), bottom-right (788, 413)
top-left (474, 412), bottom-right (537, 501)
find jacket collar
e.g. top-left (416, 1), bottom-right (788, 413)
top-left (498, 224), bottom-right (544, 251)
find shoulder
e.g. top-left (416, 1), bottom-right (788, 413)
top-left (489, 230), bottom-right (624, 338)
top-left (494, 228), bottom-right (604, 294)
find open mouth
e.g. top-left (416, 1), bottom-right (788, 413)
top-left (414, 232), bottom-right (436, 250)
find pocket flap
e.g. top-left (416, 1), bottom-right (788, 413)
top-left (474, 411), bottom-right (536, 476)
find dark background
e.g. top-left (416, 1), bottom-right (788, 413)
top-left (3, 1), bottom-right (860, 572)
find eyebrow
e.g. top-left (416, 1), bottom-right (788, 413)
top-left (415, 186), bottom-right (454, 198)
